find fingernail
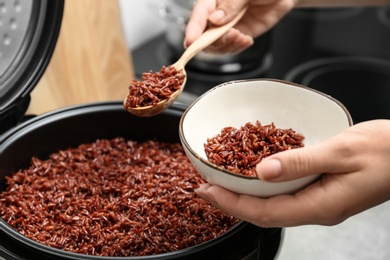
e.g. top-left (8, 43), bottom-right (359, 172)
top-left (210, 9), bottom-right (226, 21)
top-left (257, 159), bottom-right (282, 180)
top-left (195, 184), bottom-right (218, 205)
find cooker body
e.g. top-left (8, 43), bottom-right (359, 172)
top-left (0, 102), bottom-right (282, 260)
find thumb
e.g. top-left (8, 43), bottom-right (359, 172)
top-left (208, 0), bottom-right (249, 25)
top-left (256, 140), bottom-right (353, 182)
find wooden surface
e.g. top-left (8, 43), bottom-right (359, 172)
top-left (27, 0), bottom-right (135, 115)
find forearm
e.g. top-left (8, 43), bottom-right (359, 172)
top-left (296, 0), bottom-right (390, 7)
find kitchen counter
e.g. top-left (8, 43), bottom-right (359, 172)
top-left (277, 201), bottom-right (390, 260)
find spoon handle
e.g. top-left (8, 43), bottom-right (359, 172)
top-left (174, 6), bottom-right (248, 68)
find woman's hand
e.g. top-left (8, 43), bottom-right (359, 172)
top-left (195, 120), bottom-right (390, 227)
top-left (184, 0), bottom-right (297, 54)
top-left (184, 0), bottom-right (390, 53)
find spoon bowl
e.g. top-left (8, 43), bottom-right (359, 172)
top-left (125, 7), bottom-right (247, 117)
top-left (126, 69), bottom-right (187, 117)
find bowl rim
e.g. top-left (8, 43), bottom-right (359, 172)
top-left (179, 78), bottom-right (353, 180)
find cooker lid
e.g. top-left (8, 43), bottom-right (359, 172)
top-left (0, 0), bottom-right (64, 134)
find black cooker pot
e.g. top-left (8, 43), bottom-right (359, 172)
top-left (0, 102), bottom-right (283, 260)
top-left (284, 56), bottom-right (390, 123)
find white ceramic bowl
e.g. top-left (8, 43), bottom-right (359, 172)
top-left (179, 79), bottom-right (353, 197)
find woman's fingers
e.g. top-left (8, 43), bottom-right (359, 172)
top-left (195, 182), bottom-right (344, 227)
top-left (184, 0), bottom-right (251, 49)
top-left (207, 0), bottom-right (250, 25)
top-left (202, 28), bottom-right (254, 53)
top-left (184, 0), bottom-right (216, 48)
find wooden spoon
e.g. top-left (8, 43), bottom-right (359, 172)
top-left (125, 7), bottom-right (247, 117)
